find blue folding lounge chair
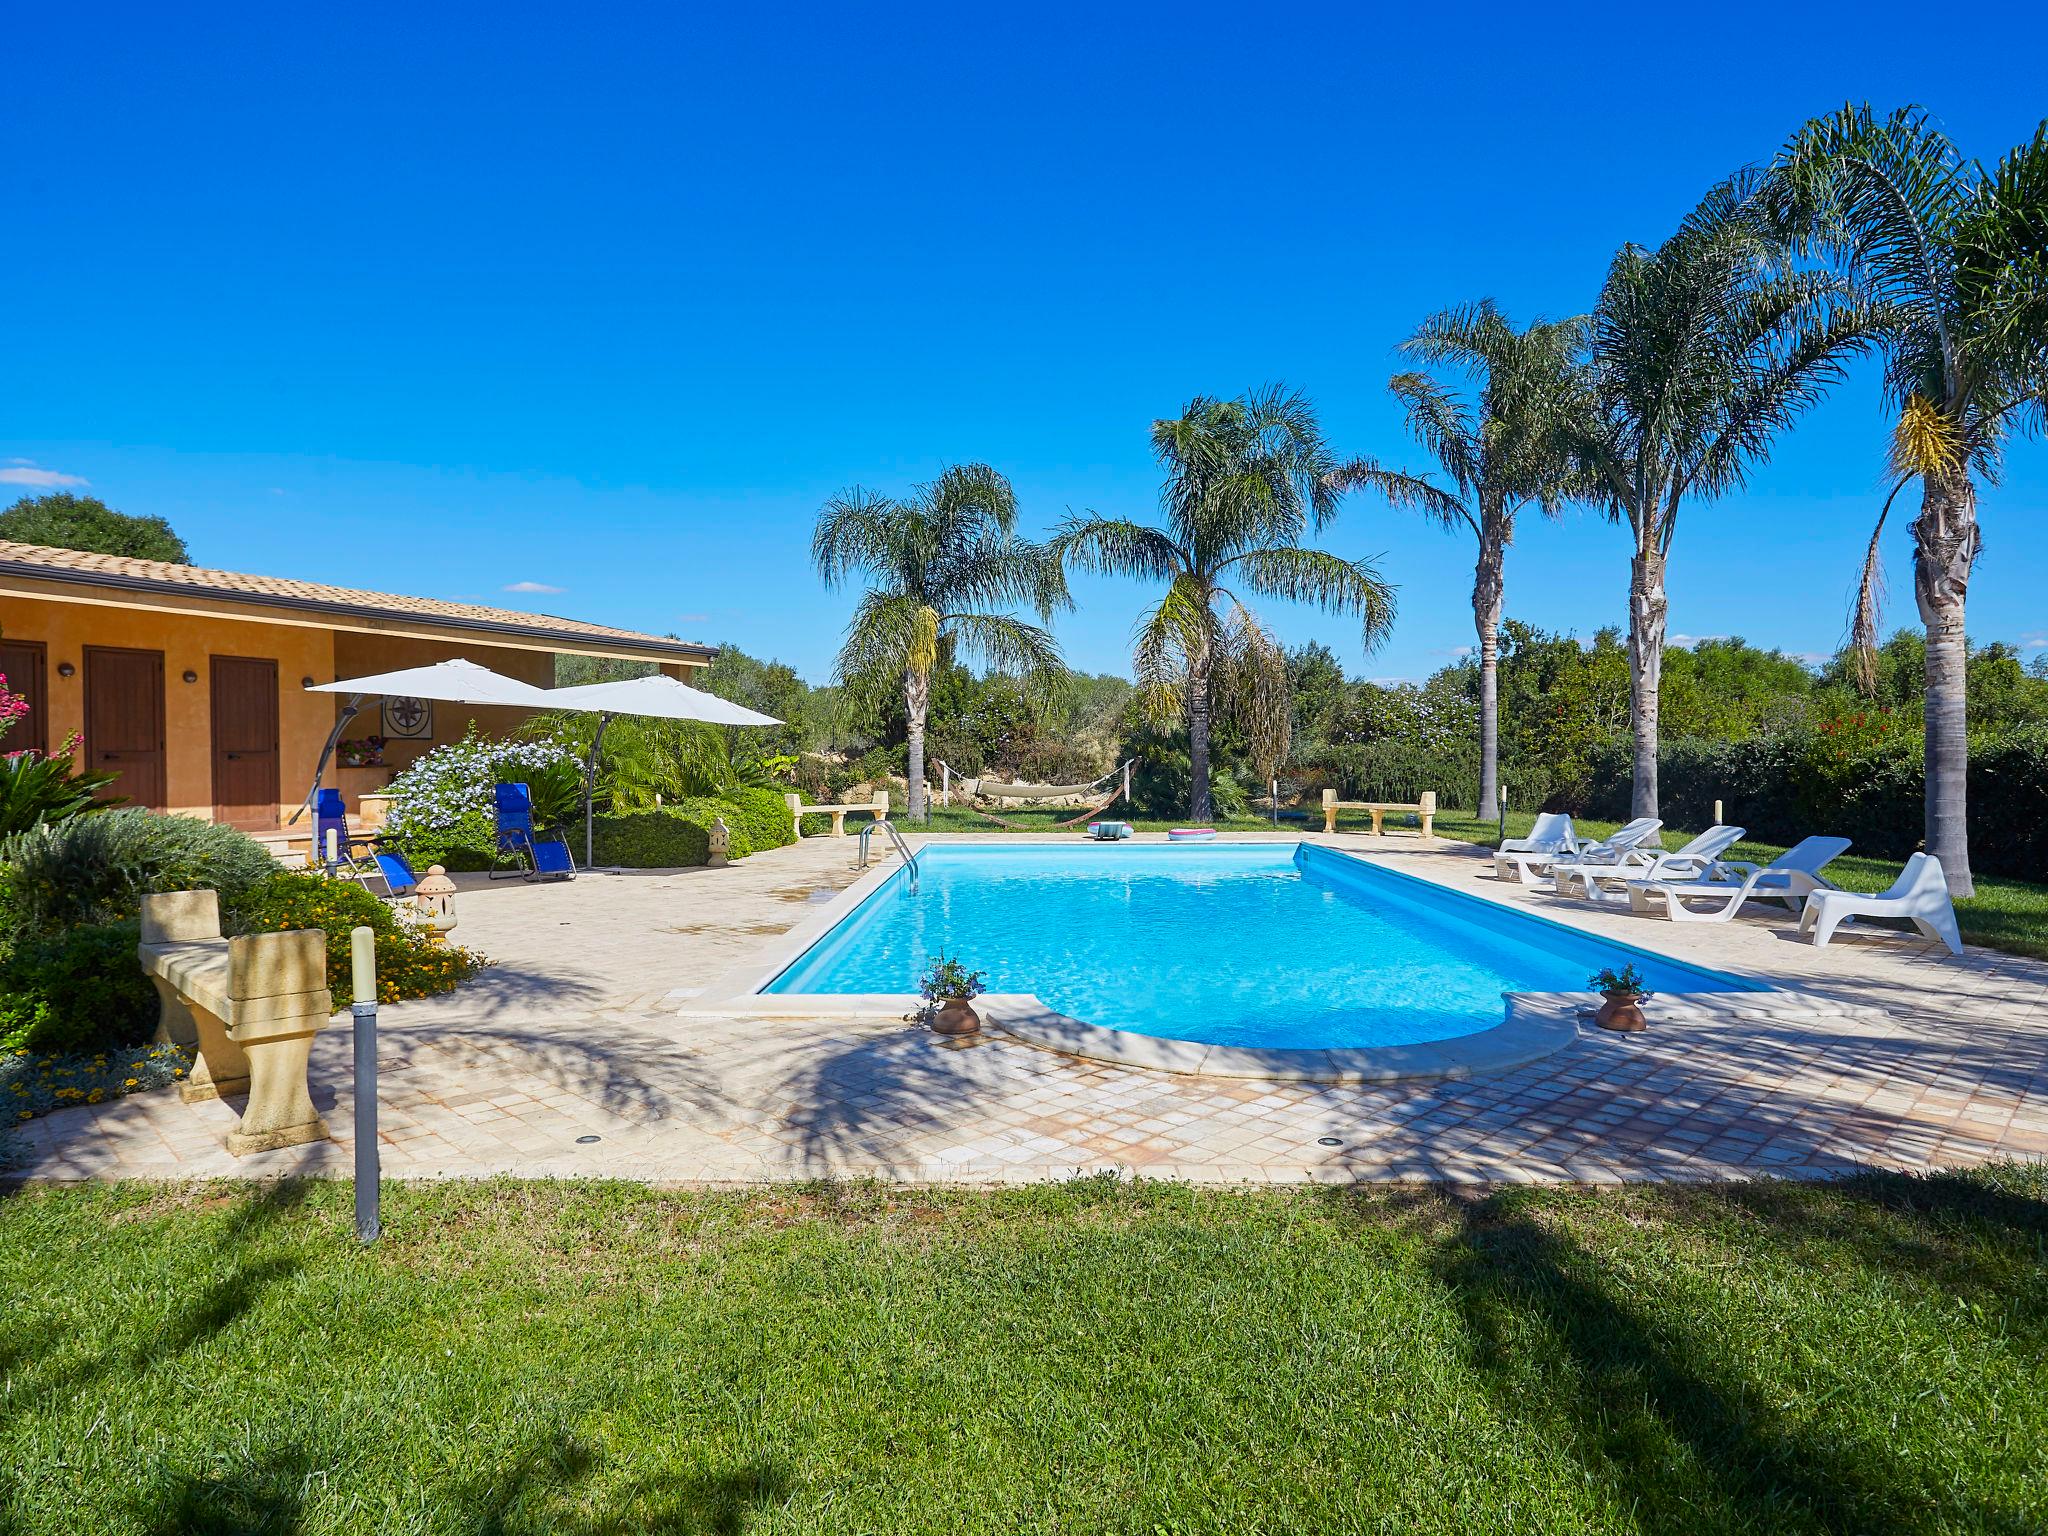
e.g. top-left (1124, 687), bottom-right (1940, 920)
top-left (492, 781), bottom-right (576, 882)
top-left (313, 788), bottom-right (420, 898)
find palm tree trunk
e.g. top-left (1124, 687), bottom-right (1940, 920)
top-left (1186, 638), bottom-right (1213, 823)
top-left (904, 666), bottom-right (930, 823)
top-left (1474, 531), bottom-right (1505, 820)
top-left (1914, 470), bottom-right (1980, 898)
top-left (1627, 544), bottom-right (1667, 820)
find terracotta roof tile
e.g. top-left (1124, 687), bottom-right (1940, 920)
top-left (0, 540), bottom-right (712, 660)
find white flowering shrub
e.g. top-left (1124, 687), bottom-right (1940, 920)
top-left (381, 728), bottom-right (584, 868)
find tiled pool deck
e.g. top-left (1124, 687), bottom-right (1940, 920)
top-left (13, 833), bottom-right (2048, 1187)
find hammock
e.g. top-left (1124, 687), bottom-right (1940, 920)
top-left (936, 760), bottom-right (1135, 830)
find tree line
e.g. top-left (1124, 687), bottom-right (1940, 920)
top-left (813, 104), bottom-right (2048, 896)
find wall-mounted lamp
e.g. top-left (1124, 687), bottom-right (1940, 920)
top-left (56, 662), bottom-right (75, 679)
top-left (182, 669), bottom-right (199, 684)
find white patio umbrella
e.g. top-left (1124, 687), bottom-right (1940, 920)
top-left (545, 675), bottom-right (783, 865)
top-left (296, 658), bottom-right (556, 823)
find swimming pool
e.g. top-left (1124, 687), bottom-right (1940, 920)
top-left (762, 842), bottom-right (1758, 1050)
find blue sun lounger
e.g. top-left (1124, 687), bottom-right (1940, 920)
top-left (491, 781), bottom-right (576, 882)
top-left (313, 788), bottom-right (420, 898)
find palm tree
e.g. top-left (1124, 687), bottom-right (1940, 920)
top-left (1055, 386), bottom-right (1394, 821)
top-left (1769, 106), bottom-right (2048, 898)
top-left (1573, 178), bottom-right (1876, 821)
top-left (1333, 302), bottom-right (1588, 819)
top-left (813, 464), bottom-right (1067, 821)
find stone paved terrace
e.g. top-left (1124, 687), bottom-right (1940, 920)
top-left (13, 833), bottom-right (2048, 1187)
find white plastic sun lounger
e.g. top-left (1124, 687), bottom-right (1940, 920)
top-left (1496, 817), bottom-right (1661, 888)
top-left (1489, 812), bottom-right (1577, 881)
top-left (1797, 852), bottom-right (1964, 956)
top-left (1627, 835), bottom-right (1852, 923)
top-left (1555, 824), bottom-right (1746, 904)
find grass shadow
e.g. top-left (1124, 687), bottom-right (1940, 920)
top-left (1427, 1186), bottom-right (2035, 1534)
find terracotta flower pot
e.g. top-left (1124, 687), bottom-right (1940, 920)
top-left (930, 997), bottom-right (981, 1037)
top-left (1594, 990), bottom-right (1648, 1032)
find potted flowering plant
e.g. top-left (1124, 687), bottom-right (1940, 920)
top-left (1588, 963), bottom-right (1649, 1033)
top-left (918, 952), bottom-right (987, 1037)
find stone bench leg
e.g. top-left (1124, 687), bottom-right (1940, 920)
top-left (226, 1023), bottom-right (329, 1157)
top-left (172, 990), bottom-right (252, 1104)
top-left (829, 810), bottom-right (848, 836)
top-left (1370, 808), bottom-right (1386, 836)
top-left (1323, 807), bottom-right (1338, 834)
top-left (1420, 811), bottom-right (1435, 839)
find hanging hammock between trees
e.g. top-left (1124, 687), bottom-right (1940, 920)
top-left (934, 759), bottom-right (1136, 829)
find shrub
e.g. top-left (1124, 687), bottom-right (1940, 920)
top-left (2, 1039), bottom-right (192, 1131)
top-left (720, 785), bottom-right (799, 853)
top-left (0, 810), bottom-right (278, 935)
top-left (0, 744), bottom-right (122, 837)
top-left (229, 871), bottom-right (486, 1007)
top-left (0, 920), bottom-right (156, 1054)
top-left (590, 809), bottom-right (711, 868)
top-left (380, 728), bottom-right (584, 868)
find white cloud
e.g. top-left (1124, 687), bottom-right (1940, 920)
top-left (2022, 632), bottom-right (2047, 652)
top-left (1790, 651), bottom-right (1832, 665)
top-left (1668, 633), bottom-right (1731, 648)
top-left (0, 463), bottom-right (89, 489)
top-left (502, 580), bottom-right (564, 594)
top-left (676, 612), bottom-right (710, 625)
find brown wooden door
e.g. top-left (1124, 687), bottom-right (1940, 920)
top-left (210, 655), bottom-right (280, 829)
top-left (84, 646), bottom-right (166, 809)
top-left (0, 638), bottom-right (47, 757)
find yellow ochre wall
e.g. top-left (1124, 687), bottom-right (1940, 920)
top-left (0, 590), bottom-right (706, 824)
top-left (0, 592), bottom-right (334, 822)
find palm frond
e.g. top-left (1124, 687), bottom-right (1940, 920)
top-left (1050, 515), bottom-right (1186, 582)
top-left (1226, 546), bottom-right (1396, 654)
top-left (1130, 575), bottom-right (1212, 725)
top-left (1328, 452), bottom-right (1474, 535)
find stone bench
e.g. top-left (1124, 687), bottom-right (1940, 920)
top-left (785, 791), bottom-right (890, 838)
top-left (137, 890), bottom-right (334, 1157)
top-left (1321, 789), bottom-right (1438, 839)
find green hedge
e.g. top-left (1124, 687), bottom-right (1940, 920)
top-left (0, 920), bottom-right (155, 1054)
top-left (590, 809), bottom-right (712, 868)
top-left (1568, 724), bottom-right (2048, 879)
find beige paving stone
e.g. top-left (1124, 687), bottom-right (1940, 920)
top-left (10, 833), bottom-right (2047, 1189)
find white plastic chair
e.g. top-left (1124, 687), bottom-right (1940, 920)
top-left (1797, 852), bottom-right (1963, 956)
top-left (1556, 825), bottom-right (1746, 903)
top-left (1489, 812), bottom-right (1576, 881)
top-left (1627, 836), bottom-right (1852, 923)
top-left (1497, 817), bottom-right (1661, 888)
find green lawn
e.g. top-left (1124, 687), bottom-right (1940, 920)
top-left (2, 1174), bottom-right (2044, 1533)
top-left (906, 805), bottom-right (2048, 961)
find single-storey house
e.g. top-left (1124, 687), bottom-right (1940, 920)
top-left (0, 540), bottom-right (712, 829)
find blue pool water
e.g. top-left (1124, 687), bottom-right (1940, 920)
top-left (763, 843), bottom-right (1757, 1049)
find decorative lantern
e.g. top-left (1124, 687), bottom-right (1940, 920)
top-left (706, 816), bottom-right (732, 868)
top-left (412, 864), bottom-right (459, 941)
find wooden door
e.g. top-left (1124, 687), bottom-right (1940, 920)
top-left (84, 646), bottom-right (166, 809)
top-left (210, 655), bottom-right (280, 829)
top-left (0, 638), bottom-right (47, 757)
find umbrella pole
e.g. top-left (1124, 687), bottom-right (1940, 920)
top-left (289, 693), bottom-right (364, 825)
top-left (584, 712), bottom-right (614, 868)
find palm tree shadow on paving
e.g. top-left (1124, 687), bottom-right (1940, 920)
top-left (776, 1023), bottom-right (1009, 1171)
top-left (134, 1434), bottom-right (785, 1536)
top-left (1421, 1186), bottom-right (2037, 1536)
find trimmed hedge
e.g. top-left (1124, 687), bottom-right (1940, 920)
top-left (588, 787), bottom-right (807, 868)
top-left (0, 921), bottom-right (155, 1054)
top-left (591, 810), bottom-right (712, 868)
top-left (1566, 725), bottom-right (2048, 879)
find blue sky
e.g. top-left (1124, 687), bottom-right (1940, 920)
top-left (6, 3), bottom-right (2046, 684)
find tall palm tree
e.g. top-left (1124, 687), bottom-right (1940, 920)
top-left (813, 464), bottom-right (1067, 821)
top-left (1334, 302), bottom-right (1588, 819)
top-left (1770, 106), bottom-right (2048, 898)
top-left (1055, 386), bottom-right (1394, 821)
top-left (1573, 178), bottom-right (1876, 821)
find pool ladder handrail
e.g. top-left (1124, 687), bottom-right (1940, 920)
top-left (858, 817), bottom-right (920, 889)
